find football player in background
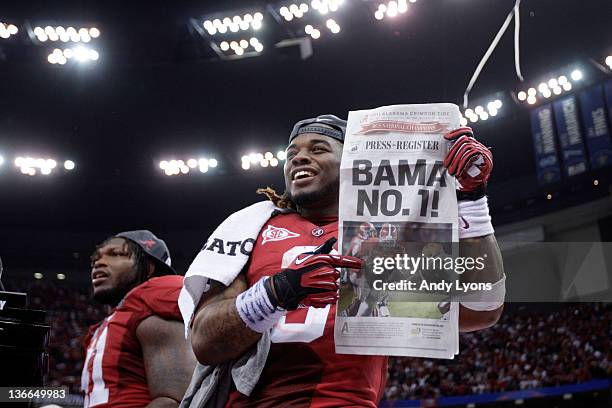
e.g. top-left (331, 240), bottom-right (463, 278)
top-left (348, 221), bottom-right (378, 258)
top-left (343, 221), bottom-right (378, 303)
top-left (186, 115), bottom-right (505, 407)
top-left (357, 223), bottom-right (400, 317)
top-left (82, 230), bottom-right (196, 408)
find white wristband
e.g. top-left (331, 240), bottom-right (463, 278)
top-left (235, 277), bottom-right (286, 333)
top-left (460, 275), bottom-right (506, 311)
top-left (458, 196), bottom-right (495, 239)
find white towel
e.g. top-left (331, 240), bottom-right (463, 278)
top-left (178, 200), bottom-right (285, 336)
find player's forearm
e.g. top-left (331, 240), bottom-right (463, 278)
top-left (459, 303), bottom-right (503, 332)
top-left (459, 233), bottom-right (504, 282)
top-left (457, 233), bottom-right (505, 331)
top-left (191, 297), bottom-right (262, 365)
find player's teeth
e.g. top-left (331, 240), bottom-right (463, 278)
top-left (294, 170), bottom-right (314, 180)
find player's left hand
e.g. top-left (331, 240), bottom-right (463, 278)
top-left (266, 238), bottom-right (363, 310)
top-left (443, 127), bottom-right (493, 199)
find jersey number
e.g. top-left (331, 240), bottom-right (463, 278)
top-left (270, 246), bottom-right (334, 343)
top-left (81, 315), bottom-right (113, 407)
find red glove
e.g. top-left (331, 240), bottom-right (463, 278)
top-left (443, 127), bottom-right (493, 199)
top-left (264, 238), bottom-right (363, 310)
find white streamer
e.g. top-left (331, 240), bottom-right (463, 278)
top-left (463, 0), bottom-right (523, 108)
top-left (514, 0), bottom-right (524, 81)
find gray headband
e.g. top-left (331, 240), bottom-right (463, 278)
top-left (288, 114), bottom-right (347, 144)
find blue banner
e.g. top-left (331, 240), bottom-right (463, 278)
top-left (530, 104), bottom-right (561, 185)
top-left (553, 96), bottom-right (588, 177)
top-left (605, 80), bottom-right (612, 123)
top-left (578, 85), bottom-right (612, 169)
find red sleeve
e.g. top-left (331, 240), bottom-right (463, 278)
top-left (122, 275), bottom-right (184, 323)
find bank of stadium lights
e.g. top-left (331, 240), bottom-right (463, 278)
top-left (325, 19), bottom-right (340, 34)
top-left (241, 151), bottom-right (286, 170)
top-left (219, 37), bottom-right (264, 55)
top-left (203, 12), bottom-right (264, 36)
top-left (310, 0), bottom-right (345, 15)
top-left (279, 3), bottom-right (310, 21)
top-left (0, 22), bottom-right (19, 39)
top-left (605, 55), bottom-right (612, 71)
top-left (304, 25), bottom-right (321, 39)
top-left (158, 158), bottom-right (218, 176)
top-left (47, 46), bottom-right (99, 64)
top-left (304, 19), bottom-right (339, 39)
top-left (14, 156), bottom-right (75, 176)
top-left (374, 0), bottom-right (414, 20)
top-left (516, 69), bottom-right (582, 105)
top-left (462, 99), bottom-right (503, 125)
top-left (32, 25), bottom-right (100, 43)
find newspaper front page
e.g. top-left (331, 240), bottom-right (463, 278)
top-left (335, 104), bottom-right (460, 359)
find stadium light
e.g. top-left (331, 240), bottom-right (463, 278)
top-left (217, 37), bottom-right (265, 56)
top-left (570, 69), bottom-right (582, 81)
top-left (605, 56), bottom-right (612, 70)
top-left (374, 0), bottom-right (410, 21)
top-left (280, 3), bottom-right (311, 21)
top-left (461, 98), bottom-right (503, 124)
top-left (515, 66), bottom-right (585, 106)
top-left (0, 155), bottom-right (4, 166)
top-left (15, 156), bottom-right (61, 176)
top-left (304, 24), bottom-right (321, 39)
top-left (32, 25), bottom-right (100, 44)
top-left (202, 11), bottom-right (264, 36)
top-left (272, 0), bottom-right (345, 42)
top-left (34, 272), bottom-right (43, 279)
top-left (325, 19), bottom-right (340, 34)
top-left (0, 22), bottom-right (19, 39)
top-left (198, 9), bottom-right (265, 59)
top-left (64, 160), bottom-right (75, 170)
top-left (47, 46), bottom-right (99, 64)
top-left (310, 0), bottom-right (346, 15)
top-left (56, 273), bottom-right (66, 280)
top-left (158, 157), bottom-right (218, 176)
top-left (241, 150), bottom-right (285, 171)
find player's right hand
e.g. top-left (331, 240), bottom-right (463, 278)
top-left (443, 127), bottom-right (493, 199)
top-left (264, 237), bottom-right (363, 310)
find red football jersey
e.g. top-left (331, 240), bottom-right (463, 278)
top-left (227, 212), bottom-right (388, 408)
top-left (81, 275), bottom-right (184, 408)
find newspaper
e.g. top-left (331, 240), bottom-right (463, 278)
top-left (334, 103), bottom-right (460, 359)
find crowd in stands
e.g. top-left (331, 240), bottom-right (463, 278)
top-left (385, 303), bottom-right (612, 400)
top-left (7, 279), bottom-right (612, 399)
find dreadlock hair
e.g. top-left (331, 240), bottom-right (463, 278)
top-left (256, 186), bottom-right (296, 210)
top-left (93, 237), bottom-right (153, 285)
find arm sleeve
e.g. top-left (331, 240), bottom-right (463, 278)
top-left (126, 275), bottom-right (185, 324)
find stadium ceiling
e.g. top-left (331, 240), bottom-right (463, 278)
top-left (0, 0), bottom-right (610, 234)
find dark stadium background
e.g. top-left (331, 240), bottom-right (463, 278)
top-left (0, 0), bottom-right (610, 406)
